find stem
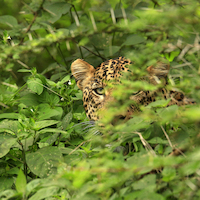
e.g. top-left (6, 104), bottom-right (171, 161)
top-left (57, 43), bottom-right (68, 67)
top-left (18, 140), bottom-right (28, 180)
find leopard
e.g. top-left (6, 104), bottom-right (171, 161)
top-left (71, 57), bottom-right (194, 121)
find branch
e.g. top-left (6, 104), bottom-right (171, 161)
top-left (19, 0), bottom-right (46, 45)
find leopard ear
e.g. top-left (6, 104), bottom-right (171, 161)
top-left (147, 61), bottom-right (170, 78)
top-left (71, 59), bottom-right (95, 90)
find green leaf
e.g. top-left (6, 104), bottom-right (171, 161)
top-left (28, 186), bottom-right (59, 200)
top-left (0, 177), bottom-right (14, 192)
top-left (60, 75), bottom-right (70, 84)
top-left (123, 35), bottom-right (145, 46)
top-left (164, 50), bottom-right (180, 62)
top-left (107, 0), bottom-right (119, 8)
top-left (33, 120), bottom-right (59, 130)
top-left (0, 15), bottom-right (18, 27)
top-left (104, 46), bottom-right (121, 56)
top-left (37, 104), bottom-right (61, 120)
top-left (125, 116), bottom-right (151, 132)
top-left (37, 128), bottom-right (69, 135)
top-left (73, 170), bottom-right (90, 188)
top-left (124, 191), bottom-right (142, 200)
top-left (146, 99), bottom-right (171, 108)
top-left (49, 95), bottom-right (60, 105)
top-left (27, 78), bottom-right (43, 95)
top-left (17, 69), bottom-right (32, 73)
top-left (125, 190), bottom-right (165, 200)
top-left (26, 146), bottom-right (63, 178)
top-left (132, 174), bottom-right (156, 190)
top-left (0, 120), bottom-right (22, 135)
top-left (38, 92), bottom-right (60, 105)
top-left (162, 167), bottom-right (176, 182)
top-left (180, 160), bottom-right (200, 176)
top-left (15, 169), bottom-right (26, 194)
top-left (53, 107), bottom-right (63, 120)
top-left (43, 2), bottom-right (71, 23)
top-left (62, 112), bottom-right (73, 130)
top-left (183, 107), bottom-right (200, 121)
top-left (79, 37), bottom-right (90, 46)
top-left (147, 137), bottom-right (168, 144)
top-left (0, 113), bottom-right (19, 119)
top-left (0, 137), bottom-right (17, 158)
top-left (19, 93), bottom-right (39, 106)
top-left (157, 105), bottom-right (179, 122)
top-left (26, 179), bottom-right (42, 197)
top-left (155, 144), bottom-right (164, 154)
top-left (0, 189), bottom-right (17, 199)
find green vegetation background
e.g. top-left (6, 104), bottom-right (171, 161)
top-left (0, 0), bottom-right (200, 199)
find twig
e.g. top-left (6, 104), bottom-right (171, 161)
top-left (19, 13), bottom-right (37, 45)
top-left (70, 4), bottom-right (80, 21)
top-left (69, 139), bottom-right (92, 155)
top-left (78, 45), bottom-right (84, 59)
top-left (70, 38), bottom-right (106, 60)
top-left (134, 131), bottom-right (156, 156)
top-left (160, 125), bottom-right (173, 148)
top-left (161, 127), bottom-right (185, 157)
top-left (57, 43), bottom-right (68, 67)
top-left (92, 45), bottom-right (106, 62)
top-left (19, 0), bottom-right (46, 45)
top-left (31, 80), bottom-right (68, 100)
top-left (44, 46), bottom-right (62, 68)
top-left (0, 102), bottom-right (9, 108)
top-left (80, 45), bottom-right (106, 60)
top-left (17, 60), bottom-right (30, 69)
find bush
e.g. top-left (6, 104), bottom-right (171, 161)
top-left (0, 0), bottom-right (200, 199)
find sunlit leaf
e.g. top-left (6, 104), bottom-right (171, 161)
top-left (33, 120), bottom-right (59, 130)
top-left (15, 169), bottom-right (26, 194)
top-left (18, 69), bottom-right (32, 73)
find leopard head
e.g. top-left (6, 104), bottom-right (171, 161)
top-left (71, 57), bottom-right (131, 121)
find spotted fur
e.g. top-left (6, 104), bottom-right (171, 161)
top-left (71, 57), bottom-right (194, 121)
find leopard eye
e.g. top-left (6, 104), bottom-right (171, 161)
top-left (94, 87), bottom-right (104, 95)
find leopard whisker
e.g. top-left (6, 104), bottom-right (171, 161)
top-left (83, 124), bottom-right (96, 130)
top-left (72, 121), bottom-right (95, 128)
top-left (93, 130), bottom-right (101, 135)
top-left (82, 127), bottom-right (97, 134)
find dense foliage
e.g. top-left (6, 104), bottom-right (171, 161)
top-left (0, 0), bottom-right (200, 199)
